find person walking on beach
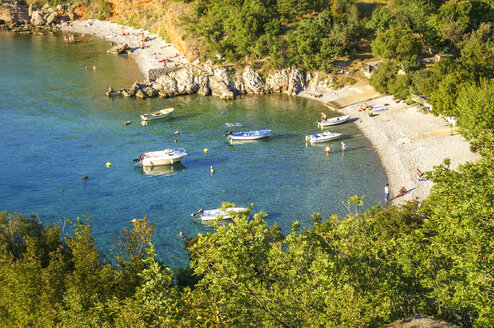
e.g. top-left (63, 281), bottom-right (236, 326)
top-left (384, 184), bottom-right (390, 205)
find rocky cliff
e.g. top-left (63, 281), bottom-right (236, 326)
top-left (116, 62), bottom-right (338, 101)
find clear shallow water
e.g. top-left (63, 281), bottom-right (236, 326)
top-left (0, 31), bottom-right (387, 267)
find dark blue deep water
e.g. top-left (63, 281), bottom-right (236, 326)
top-left (0, 31), bottom-right (387, 267)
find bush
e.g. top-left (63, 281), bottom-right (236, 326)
top-left (369, 61), bottom-right (399, 94)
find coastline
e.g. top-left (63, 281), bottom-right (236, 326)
top-left (58, 19), bottom-right (481, 206)
top-left (300, 89), bottom-right (481, 205)
top-left (60, 19), bottom-right (188, 80)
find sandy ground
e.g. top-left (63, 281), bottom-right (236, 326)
top-left (59, 19), bottom-right (187, 79)
top-left (59, 20), bottom-right (481, 206)
top-left (301, 89), bottom-right (481, 205)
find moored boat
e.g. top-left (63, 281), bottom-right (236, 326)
top-left (135, 148), bottom-right (187, 167)
top-left (140, 108), bottom-right (174, 121)
top-left (317, 115), bottom-right (350, 127)
top-left (192, 207), bottom-right (248, 221)
top-left (305, 132), bottom-right (342, 144)
top-left (227, 129), bottom-right (271, 140)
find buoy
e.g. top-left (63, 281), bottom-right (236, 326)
top-left (82, 176), bottom-right (88, 180)
top-left (174, 130), bottom-right (180, 135)
top-left (203, 148), bottom-right (209, 153)
top-left (173, 139), bottom-right (178, 143)
top-left (106, 162), bottom-right (111, 167)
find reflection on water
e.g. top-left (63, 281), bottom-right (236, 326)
top-left (141, 162), bottom-right (186, 176)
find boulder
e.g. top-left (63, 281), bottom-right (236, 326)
top-left (241, 66), bottom-right (268, 94)
top-left (45, 12), bottom-right (57, 25)
top-left (209, 76), bottom-right (235, 100)
top-left (30, 11), bottom-right (45, 26)
top-left (107, 43), bottom-right (130, 55)
top-left (142, 86), bottom-right (157, 98)
top-left (266, 68), bottom-right (290, 93)
top-left (286, 69), bottom-right (306, 95)
top-left (135, 89), bottom-right (147, 99)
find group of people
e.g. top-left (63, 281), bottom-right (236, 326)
top-left (384, 168), bottom-right (428, 204)
top-left (324, 141), bottom-right (346, 154)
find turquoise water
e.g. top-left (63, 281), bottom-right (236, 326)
top-left (0, 31), bottom-right (387, 267)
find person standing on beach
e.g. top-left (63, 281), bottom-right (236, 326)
top-left (384, 184), bottom-right (390, 205)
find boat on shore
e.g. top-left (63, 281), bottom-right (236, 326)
top-left (305, 132), bottom-right (342, 144)
top-left (135, 148), bottom-right (187, 167)
top-left (192, 207), bottom-right (248, 221)
top-left (317, 115), bottom-right (350, 127)
top-left (140, 108), bottom-right (174, 121)
top-left (226, 130), bottom-right (271, 140)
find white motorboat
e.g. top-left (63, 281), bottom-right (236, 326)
top-left (227, 130), bottom-right (271, 140)
top-left (305, 132), bottom-right (342, 144)
top-left (135, 148), bottom-right (187, 167)
top-left (192, 207), bottom-right (248, 221)
top-left (140, 107), bottom-right (174, 121)
top-left (317, 115), bottom-right (350, 127)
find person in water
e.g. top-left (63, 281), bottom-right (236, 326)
top-left (324, 144), bottom-right (331, 154)
top-left (341, 141), bottom-right (346, 152)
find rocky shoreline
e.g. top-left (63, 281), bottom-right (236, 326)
top-left (0, 1), bottom-right (75, 33)
top-left (109, 64), bottom-right (340, 101)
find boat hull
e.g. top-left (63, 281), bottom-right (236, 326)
top-left (318, 115), bottom-right (350, 127)
top-left (306, 133), bottom-right (342, 144)
top-left (200, 207), bottom-right (247, 221)
top-left (228, 130), bottom-right (271, 140)
top-left (140, 149), bottom-right (187, 167)
top-left (140, 108), bottom-right (174, 121)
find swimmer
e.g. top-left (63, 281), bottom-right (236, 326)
top-left (324, 144), bottom-right (331, 154)
top-left (210, 166), bottom-right (215, 175)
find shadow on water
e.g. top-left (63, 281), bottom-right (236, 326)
top-left (134, 162), bottom-right (187, 176)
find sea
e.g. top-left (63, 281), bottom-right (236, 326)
top-left (0, 31), bottom-right (387, 268)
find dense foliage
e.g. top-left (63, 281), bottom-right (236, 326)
top-left (2, 156), bottom-right (493, 327)
top-left (182, 0), bottom-right (361, 71)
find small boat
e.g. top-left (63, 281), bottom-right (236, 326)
top-left (305, 132), bottom-right (342, 144)
top-left (135, 148), bottom-right (187, 167)
top-left (227, 130), bottom-right (271, 140)
top-left (193, 207), bottom-right (248, 221)
top-left (318, 115), bottom-right (350, 127)
top-left (140, 108), bottom-right (174, 121)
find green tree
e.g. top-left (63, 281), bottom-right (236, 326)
top-left (419, 158), bottom-right (494, 326)
top-left (369, 61), bottom-right (400, 94)
top-left (456, 79), bottom-right (494, 155)
top-left (371, 25), bottom-right (422, 64)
